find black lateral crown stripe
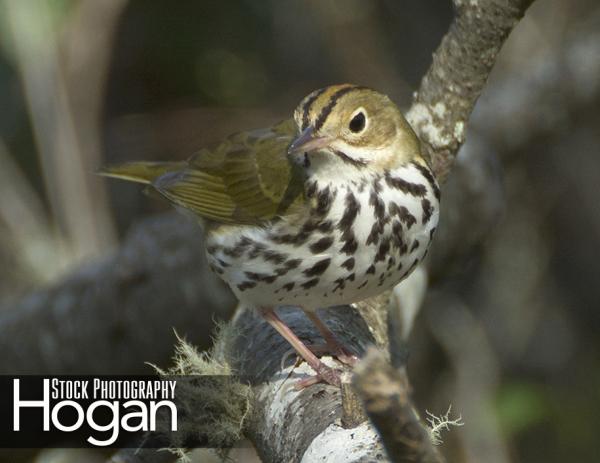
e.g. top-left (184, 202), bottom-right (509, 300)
top-left (301, 87), bottom-right (329, 130)
top-left (314, 86), bottom-right (366, 131)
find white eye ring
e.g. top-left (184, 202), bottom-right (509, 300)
top-left (348, 107), bottom-right (368, 134)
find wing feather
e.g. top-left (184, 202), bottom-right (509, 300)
top-left (147, 119), bottom-right (304, 224)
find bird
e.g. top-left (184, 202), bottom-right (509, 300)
top-left (101, 84), bottom-right (440, 388)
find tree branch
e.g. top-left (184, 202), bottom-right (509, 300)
top-left (356, 0), bottom-right (536, 459)
top-left (407, 0), bottom-right (534, 181)
top-left (225, 301), bottom-right (388, 462)
top-left (353, 348), bottom-right (444, 463)
top-left (0, 214), bottom-right (236, 374)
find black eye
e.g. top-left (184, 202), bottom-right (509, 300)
top-left (349, 112), bottom-right (366, 133)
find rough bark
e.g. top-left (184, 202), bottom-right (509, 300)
top-left (406, 0), bottom-right (535, 181)
top-left (227, 299), bottom-right (389, 463)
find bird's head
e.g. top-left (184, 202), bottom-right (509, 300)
top-left (289, 84), bottom-right (420, 178)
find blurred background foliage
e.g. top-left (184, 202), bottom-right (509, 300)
top-left (0, 0), bottom-right (599, 462)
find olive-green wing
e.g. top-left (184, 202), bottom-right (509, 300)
top-left (99, 161), bottom-right (186, 184)
top-left (103, 119), bottom-right (305, 225)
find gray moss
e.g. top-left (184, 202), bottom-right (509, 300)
top-left (152, 324), bottom-right (252, 461)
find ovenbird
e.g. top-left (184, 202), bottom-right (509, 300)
top-left (102, 84), bottom-right (440, 387)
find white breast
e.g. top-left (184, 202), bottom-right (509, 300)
top-left (206, 162), bottom-right (440, 310)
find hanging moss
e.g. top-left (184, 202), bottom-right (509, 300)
top-left (151, 323), bottom-right (252, 461)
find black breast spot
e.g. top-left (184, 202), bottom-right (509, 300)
top-left (338, 190), bottom-right (361, 233)
top-left (281, 282), bottom-right (295, 292)
top-left (370, 188), bottom-right (386, 221)
top-left (375, 237), bottom-right (391, 263)
top-left (389, 202), bottom-right (417, 229)
top-left (309, 236), bottom-right (334, 254)
top-left (315, 186), bottom-right (335, 216)
top-left (301, 278), bottom-right (320, 290)
top-left (237, 281), bottom-right (257, 291)
top-left (263, 250), bottom-right (288, 265)
top-left (422, 198), bottom-right (434, 224)
top-left (384, 171), bottom-right (427, 197)
top-left (341, 257), bottom-right (355, 270)
top-left (340, 234), bottom-right (358, 255)
top-left (285, 258), bottom-right (302, 269)
top-left (303, 258), bottom-right (331, 277)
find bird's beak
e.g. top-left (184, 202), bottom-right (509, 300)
top-left (288, 126), bottom-right (331, 155)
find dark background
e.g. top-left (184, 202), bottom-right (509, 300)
top-left (0, 0), bottom-right (598, 462)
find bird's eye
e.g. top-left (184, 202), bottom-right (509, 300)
top-left (349, 111), bottom-right (366, 133)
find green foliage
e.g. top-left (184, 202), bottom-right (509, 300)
top-left (496, 382), bottom-right (549, 436)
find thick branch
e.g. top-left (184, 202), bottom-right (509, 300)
top-left (225, 300), bottom-right (388, 462)
top-left (0, 213), bottom-right (236, 374)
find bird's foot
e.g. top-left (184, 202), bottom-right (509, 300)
top-left (294, 361), bottom-right (342, 390)
top-left (306, 343), bottom-right (359, 367)
top-left (260, 308), bottom-right (348, 390)
top-left (330, 346), bottom-right (359, 367)
top-left (301, 309), bottom-right (360, 367)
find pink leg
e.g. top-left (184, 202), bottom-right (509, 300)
top-left (261, 308), bottom-right (341, 387)
top-left (303, 309), bottom-right (359, 366)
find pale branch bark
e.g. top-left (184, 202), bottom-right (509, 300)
top-left (224, 296), bottom-right (390, 463)
top-left (406, 0), bottom-right (535, 181)
top-left (0, 213), bottom-right (236, 375)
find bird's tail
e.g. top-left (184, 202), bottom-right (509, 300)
top-left (98, 161), bottom-right (185, 185)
